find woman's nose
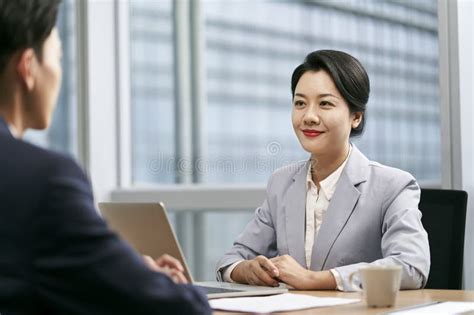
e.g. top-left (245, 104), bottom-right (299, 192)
top-left (303, 106), bottom-right (320, 126)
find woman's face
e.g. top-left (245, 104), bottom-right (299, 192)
top-left (292, 70), bottom-right (361, 157)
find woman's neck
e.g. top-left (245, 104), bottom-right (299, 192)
top-left (310, 143), bottom-right (350, 184)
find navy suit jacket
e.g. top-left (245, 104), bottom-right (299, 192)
top-left (0, 117), bottom-right (210, 315)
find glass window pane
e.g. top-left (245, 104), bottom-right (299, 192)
top-left (25, 0), bottom-right (77, 157)
top-left (130, 0), bottom-right (176, 185)
top-left (202, 0), bottom-right (440, 185)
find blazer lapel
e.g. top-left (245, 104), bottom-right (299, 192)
top-left (284, 161), bottom-right (309, 267)
top-left (310, 146), bottom-right (369, 270)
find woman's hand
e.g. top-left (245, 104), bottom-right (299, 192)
top-left (270, 255), bottom-right (314, 289)
top-left (143, 254), bottom-right (188, 284)
top-left (231, 255), bottom-right (280, 287)
top-left (270, 255), bottom-right (337, 290)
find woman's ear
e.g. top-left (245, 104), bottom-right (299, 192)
top-left (16, 48), bottom-right (37, 92)
top-left (351, 112), bottom-right (363, 129)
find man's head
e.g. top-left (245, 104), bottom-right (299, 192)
top-left (0, 0), bottom-right (62, 134)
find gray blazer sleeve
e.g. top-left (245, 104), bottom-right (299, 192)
top-left (215, 175), bottom-right (278, 281)
top-left (334, 175), bottom-right (430, 291)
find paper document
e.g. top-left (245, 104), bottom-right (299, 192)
top-left (209, 293), bottom-right (359, 313)
top-left (388, 301), bottom-right (474, 314)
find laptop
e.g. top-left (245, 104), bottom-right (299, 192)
top-left (98, 202), bottom-right (288, 299)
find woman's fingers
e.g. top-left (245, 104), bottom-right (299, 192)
top-left (256, 255), bottom-right (279, 277)
top-left (254, 269), bottom-right (280, 287)
top-left (249, 258), bottom-right (279, 287)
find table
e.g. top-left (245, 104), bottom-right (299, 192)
top-left (213, 289), bottom-right (474, 314)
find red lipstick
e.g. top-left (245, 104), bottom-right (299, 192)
top-left (302, 129), bottom-right (323, 137)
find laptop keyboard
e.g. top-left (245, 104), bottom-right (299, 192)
top-left (196, 285), bottom-right (242, 294)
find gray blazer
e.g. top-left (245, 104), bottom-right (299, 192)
top-left (216, 146), bottom-right (430, 291)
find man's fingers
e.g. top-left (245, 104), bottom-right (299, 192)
top-left (166, 269), bottom-right (188, 284)
top-left (256, 255), bottom-right (279, 277)
top-left (169, 269), bottom-right (188, 284)
top-left (156, 254), bottom-right (184, 271)
top-left (153, 265), bottom-right (188, 284)
top-left (143, 255), bottom-right (160, 271)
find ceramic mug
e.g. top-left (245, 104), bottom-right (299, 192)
top-left (348, 265), bottom-right (402, 308)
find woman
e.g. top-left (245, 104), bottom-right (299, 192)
top-left (216, 50), bottom-right (430, 291)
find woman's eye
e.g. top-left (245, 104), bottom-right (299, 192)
top-left (294, 101), bottom-right (305, 107)
top-left (321, 101), bottom-right (333, 107)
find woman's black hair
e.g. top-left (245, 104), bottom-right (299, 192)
top-left (291, 50), bottom-right (370, 137)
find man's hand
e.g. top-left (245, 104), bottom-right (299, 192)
top-left (231, 255), bottom-right (280, 287)
top-left (143, 254), bottom-right (188, 284)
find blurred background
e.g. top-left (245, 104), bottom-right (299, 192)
top-left (24, 0), bottom-right (473, 287)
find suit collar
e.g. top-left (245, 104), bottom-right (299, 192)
top-left (310, 144), bottom-right (370, 270)
top-left (342, 144), bottom-right (369, 186)
top-left (292, 160), bottom-right (311, 183)
top-left (0, 116), bottom-right (13, 138)
top-left (306, 145), bottom-right (353, 201)
top-left (285, 161), bottom-right (310, 267)
top-left (292, 144), bottom-right (369, 186)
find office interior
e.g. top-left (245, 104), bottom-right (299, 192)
top-left (25, 0), bottom-right (474, 289)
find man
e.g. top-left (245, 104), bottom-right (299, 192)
top-left (0, 0), bottom-right (211, 314)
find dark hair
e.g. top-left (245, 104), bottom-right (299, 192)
top-left (0, 0), bottom-right (61, 73)
top-left (291, 50), bottom-right (370, 137)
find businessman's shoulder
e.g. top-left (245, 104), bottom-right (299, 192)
top-left (0, 135), bottom-right (86, 181)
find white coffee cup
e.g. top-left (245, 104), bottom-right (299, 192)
top-left (349, 265), bottom-right (402, 308)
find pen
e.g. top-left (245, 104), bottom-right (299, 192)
top-left (384, 301), bottom-right (443, 314)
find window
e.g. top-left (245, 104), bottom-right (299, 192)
top-left (25, 0), bottom-right (77, 157)
top-left (130, 0), bottom-right (440, 186)
top-left (129, 0), bottom-right (176, 185)
top-left (203, 0), bottom-right (440, 184)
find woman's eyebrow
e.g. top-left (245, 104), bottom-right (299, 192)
top-left (318, 93), bottom-right (340, 99)
top-left (295, 92), bottom-right (340, 99)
